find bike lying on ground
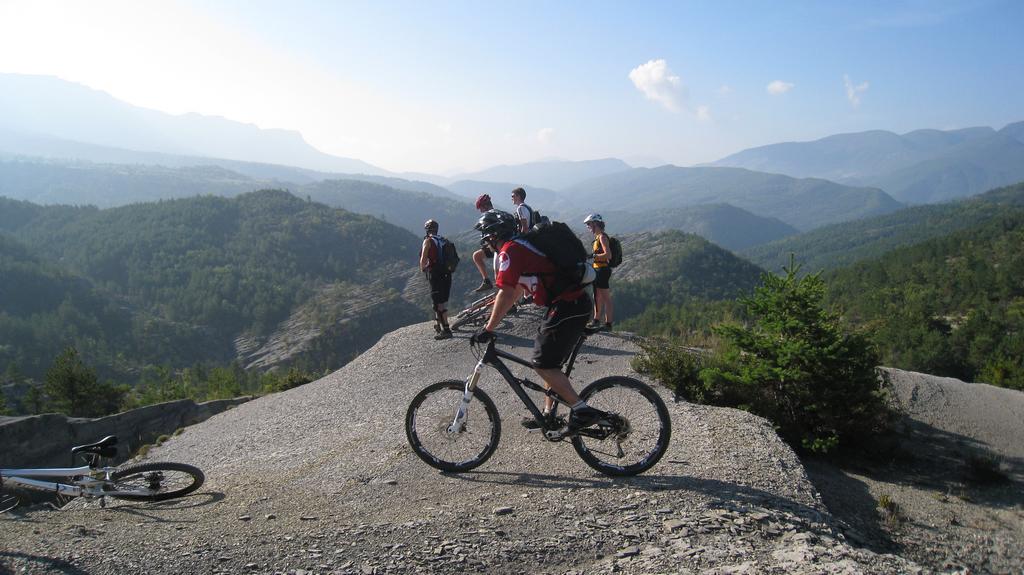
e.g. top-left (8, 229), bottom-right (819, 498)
top-left (450, 292), bottom-right (532, 330)
top-left (405, 328), bottom-right (671, 476)
top-left (0, 435), bottom-right (205, 512)
top-left (449, 291), bottom-right (498, 330)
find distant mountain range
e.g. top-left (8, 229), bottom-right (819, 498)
top-left (710, 122), bottom-right (1024, 204)
top-left (0, 73), bottom-right (387, 175)
top-left (447, 158), bottom-right (632, 191)
top-left (0, 156), bottom-right (474, 236)
top-left (5, 71), bottom-right (1024, 256)
top-left (445, 180), bottom-right (561, 213)
top-left (559, 166), bottom-right (903, 231)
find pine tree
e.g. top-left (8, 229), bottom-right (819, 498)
top-left (702, 258), bottom-right (893, 453)
top-left (43, 347), bottom-right (124, 417)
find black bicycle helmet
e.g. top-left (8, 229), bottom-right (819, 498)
top-left (424, 219), bottom-right (439, 234)
top-left (475, 210), bottom-right (518, 243)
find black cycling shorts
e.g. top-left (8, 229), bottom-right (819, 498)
top-left (427, 270), bottom-right (452, 305)
top-left (593, 267), bottom-right (612, 289)
top-left (531, 294), bottom-right (592, 369)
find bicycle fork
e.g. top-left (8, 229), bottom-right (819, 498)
top-left (447, 357), bottom-right (485, 434)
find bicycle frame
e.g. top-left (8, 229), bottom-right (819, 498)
top-left (0, 465), bottom-right (114, 498)
top-left (450, 332), bottom-right (591, 439)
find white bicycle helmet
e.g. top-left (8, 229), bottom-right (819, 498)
top-left (583, 213), bottom-right (604, 225)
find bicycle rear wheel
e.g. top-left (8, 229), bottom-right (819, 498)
top-left (106, 462), bottom-right (205, 501)
top-left (571, 377), bottom-right (671, 476)
top-left (406, 380), bottom-right (501, 472)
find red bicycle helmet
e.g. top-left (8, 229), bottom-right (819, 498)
top-left (475, 194), bottom-right (493, 211)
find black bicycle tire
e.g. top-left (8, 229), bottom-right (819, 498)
top-left (107, 462), bottom-right (205, 501)
top-left (571, 376), bottom-right (671, 476)
top-left (406, 380), bottom-right (502, 473)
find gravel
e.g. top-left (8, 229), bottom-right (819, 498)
top-left (1, 309), bottom-right (932, 573)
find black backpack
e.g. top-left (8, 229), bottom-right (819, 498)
top-left (516, 222), bottom-right (593, 299)
top-left (521, 203), bottom-right (547, 229)
top-left (431, 235), bottom-right (459, 274)
top-left (607, 236), bottom-right (623, 268)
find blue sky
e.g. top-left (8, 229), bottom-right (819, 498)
top-left (1, 0), bottom-right (1022, 173)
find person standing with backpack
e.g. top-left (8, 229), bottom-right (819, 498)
top-left (470, 210), bottom-right (603, 434)
top-left (585, 214), bottom-right (614, 331)
top-left (419, 219), bottom-right (453, 340)
top-left (511, 187), bottom-right (536, 234)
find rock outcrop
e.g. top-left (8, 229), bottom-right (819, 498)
top-left (0, 310), bottom-right (938, 573)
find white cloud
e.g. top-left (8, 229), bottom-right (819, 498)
top-left (629, 59), bottom-right (684, 112)
top-left (537, 127), bottom-right (554, 144)
top-left (766, 80), bottom-right (794, 95)
top-left (437, 122), bottom-right (453, 134)
top-left (716, 84), bottom-right (734, 96)
top-left (844, 74), bottom-right (869, 108)
top-left (696, 105), bottom-right (712, 122)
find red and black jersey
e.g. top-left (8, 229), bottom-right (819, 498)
top-left (424, 235), bottom-right (441, 267)
top-left (494, 240), bottom-right (585, 307)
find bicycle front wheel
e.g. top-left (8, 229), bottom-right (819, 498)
top-left (406, 380), bottom-right (501, 472)
top-left (107, 462), bottom-right (205, 501)
top-left (0, 488), bottom-right (19, 513)
top-left (572, 377), bottom-right (671, 476)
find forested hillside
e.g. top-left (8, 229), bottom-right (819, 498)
top-left (574, 204), bottom-right (798, 252)
top-left (826, 212), bottom-right (1024, 390)
top-left (611, 230), bottom-right (763, 324)
top-left (302, 179), bottom-right (476, 235)
top-left (745, 181), bottom-right (1024, 272)
top-left (0, 233), bottom-right (212, 382)
top-left (0, 191), bottom-right (428, 399)
top-left (619, 196), bottom-right (1023, 391)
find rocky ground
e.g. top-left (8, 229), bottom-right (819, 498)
top-left (1, 310), bottom-right (1019, 574)
top-left (803, 369), bottom-right (1024, 575)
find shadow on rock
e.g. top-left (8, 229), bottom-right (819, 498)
top-left (0, 552), bottom-right (89, 575)
top-left (108, 491), bottom-right (226, 518)
top-left (450, 469), bottom-right (833, 529)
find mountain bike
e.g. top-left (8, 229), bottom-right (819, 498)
top-left (0, 435), bottom-right (205, 512)
top-left (405, 328), bottom-right (671, 476)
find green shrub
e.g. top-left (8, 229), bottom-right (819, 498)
top-left (877, 493), bottom-right (902, 527)
top-left (633, 338), bottom-right (710, 402)
top-left (702, 261), bottom-right (894, 452)
top-left (262, 367), bottom-right (316, 393)
top-left (637, 259), bottom-right (895, 454)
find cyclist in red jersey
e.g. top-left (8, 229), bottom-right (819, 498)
top-left (470, 210), bottom-right (602, 432)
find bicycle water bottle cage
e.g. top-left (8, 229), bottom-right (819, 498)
top-left (71, 435), bottom-right (119, 459)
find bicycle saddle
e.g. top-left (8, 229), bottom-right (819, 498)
top-left (71, 435), bottom-right (119, 458)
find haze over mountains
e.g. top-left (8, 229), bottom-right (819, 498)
top-left (0, 73), bottom-right (387, 176)
top-left (710, 122), bottom-right (1024, 204)
top-left (3, 72), bottom-right (1023, 246)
